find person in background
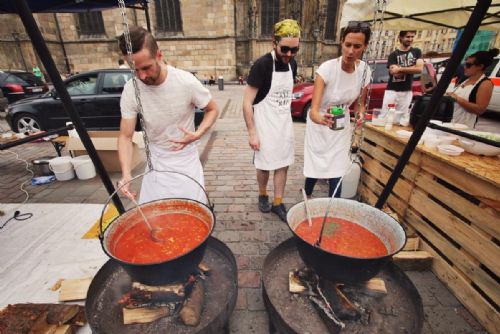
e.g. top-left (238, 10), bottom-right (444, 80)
top-left (32, 64), bottom-right (43, 81)
top-left (447, 48), bottom-right (498, 129)
top-left (303, 22), bottom-right (371, 198)
top-left (382, 31), bottom-right (423, 122)
top-left (117, 26), bottom-right (219, 203)
top-left (118, 59), bottom-right (129, 69)
top-left (243, 19), bottom-right (301, 222)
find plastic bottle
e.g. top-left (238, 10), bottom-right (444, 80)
top-left (341, 155), bottom-right (362, 199)
top-left (330, 106), bottom-right (345, 131)
top-left (385, 104), bottom-right (395, 131)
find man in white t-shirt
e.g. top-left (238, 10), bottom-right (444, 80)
top-left (117, 26), bottom-right (219, 203)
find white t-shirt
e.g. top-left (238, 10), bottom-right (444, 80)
top-left (120, 65), bottom-right (211, 150)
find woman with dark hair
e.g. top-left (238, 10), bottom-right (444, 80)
top-left (447, 48), bottom-right (499, 128)
top-left (303, 22), bottom-right (371, 198)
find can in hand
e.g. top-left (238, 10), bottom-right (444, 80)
top-left (330, 106), bottom-right (345, 130)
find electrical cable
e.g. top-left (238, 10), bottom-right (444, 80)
top-left (3, 149), bottom-right (34, 204)
top-left (0, 210), bottom-right (33, 230)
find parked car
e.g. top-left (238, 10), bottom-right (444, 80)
top-left (6, 69), bottom-right (205, 133)
top-left (0, 70), bottom-right (49, 104)
top-left (291, 60), bottom-right (437, 120)
top-left (484, 55), bottom-right (500, 114)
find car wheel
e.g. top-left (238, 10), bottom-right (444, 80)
top-left (302, 102), bottom-right (311, 122)
top-left (13, 113), bottom-right (43, 133)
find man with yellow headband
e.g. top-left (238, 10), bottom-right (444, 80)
top-left (243, 19), bottom-right (301, 222)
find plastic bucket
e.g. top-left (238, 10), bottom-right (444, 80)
top-left (49, 156), bottom-right (75, 181)
top-left (72, 155), bottom-right (96, 180)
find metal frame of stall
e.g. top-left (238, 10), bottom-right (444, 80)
top-left (3, 0), bottom-right (495, 214)
top-left (2, 0), bottom-right (155, 214)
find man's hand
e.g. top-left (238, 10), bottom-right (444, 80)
top-left (389, 65), bottom-right (400, 75)
top-left (168, 127), bottom-right (200, 151)
top-left (118, 177), bottom-right (137, 200)
top-left (249, 133), bottom-right (260, 151)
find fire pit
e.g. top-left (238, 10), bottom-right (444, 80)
top-left (86, 237), bottom-right (237, 334)
top-left (263, 238), bottom-right (424, 334)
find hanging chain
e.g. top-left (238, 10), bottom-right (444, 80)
top-left (118, 0), bottom-right (153, 171)
top-left (351, 0), bottom-right (387, 152)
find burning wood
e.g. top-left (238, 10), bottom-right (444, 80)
top-left (119, 264), bottom-right (210, 325)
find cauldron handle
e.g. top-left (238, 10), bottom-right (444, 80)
top-left (98, 169), bottom-right (213, 240)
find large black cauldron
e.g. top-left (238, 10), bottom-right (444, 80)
top-left (287, 198), bottom-right (406, 283)
top-left (99, 198), bottom-right (215, 285)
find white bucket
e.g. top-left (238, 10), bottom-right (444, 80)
top-left (49, 156), bottom-right (75, 181)
top-left (72, 155), bottom-right (96, 180)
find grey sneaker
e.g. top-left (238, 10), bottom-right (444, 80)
top-left (271, 203), bottom-right (287, 223)
top-left (258, 195), bottom-right (272, 213)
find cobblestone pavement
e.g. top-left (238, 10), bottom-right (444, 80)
top-left (0, 85), bottom-right (488, 333)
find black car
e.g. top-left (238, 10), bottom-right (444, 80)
top-left (6, 69), bottom-right (205, 133)
top-left (0, 70), bottom-right (49, 104)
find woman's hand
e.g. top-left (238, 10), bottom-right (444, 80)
top-left (311, 111), bottom-right (334, 127)
top-left (248, 132), bottom-right (260, 151)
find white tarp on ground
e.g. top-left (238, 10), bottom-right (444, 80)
top-left (0, 203), bottom-right (107, 334)
top-left (340, 0), bottom-right (500, 30)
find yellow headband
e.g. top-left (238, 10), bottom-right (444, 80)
top-left (274, 19), bottom-right (301, 39)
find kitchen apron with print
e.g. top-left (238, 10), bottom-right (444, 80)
top-left (139, 144), bottom-right (206, 204)
top-left (253, 51), bottom-right (295, 171)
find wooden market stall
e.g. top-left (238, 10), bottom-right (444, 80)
top-left (358, 123), bottom-right (500, 333)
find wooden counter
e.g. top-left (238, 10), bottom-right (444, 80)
top-left (358, 123), bottom-right (500, 334)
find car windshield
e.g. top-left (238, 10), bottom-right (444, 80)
top-left (6, 72), bottom-right (44, 86)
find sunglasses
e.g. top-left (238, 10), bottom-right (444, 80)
top-left (464, 62), bottom-right (475, 68)
top-left (279, 45), bottom-right (300, 54)
top-left (347, 21), bottom-right (371, 29)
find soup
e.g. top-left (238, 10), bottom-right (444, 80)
top-left (111, 212), bottom-right (209, 264)
top-left (295, 217), bottom-right (388, 258)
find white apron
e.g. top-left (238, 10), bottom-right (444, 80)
top-left (139, 144), bottom-right (206, 204)
top-left (304, 58), bottom-right (364, 179)
top-left (253, 51), bottom-right (295, 171)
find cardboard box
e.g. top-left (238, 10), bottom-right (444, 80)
top-left (67, 131), bottom-right (145, 173)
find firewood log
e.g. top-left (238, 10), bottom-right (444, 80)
top-left (179, 279), bottom-right (205, 326)
top-left (319, 279), bottom-right (361, 321)
top-left (122, 307), bottom-right (170, 325)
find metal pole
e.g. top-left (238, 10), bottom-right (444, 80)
top-left (375, 0), bottom-right (492, 209)
top-left (12, 33), bottom-right (28, 72)
top-left (142, 1), bottom-right (152, 32)
top-left (13, 0), bottom-right (125, 214)
top-left (53, 13), bottom-right (71, 75)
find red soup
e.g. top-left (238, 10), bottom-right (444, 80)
top-left (111, 213), bottom-right (210, 264)
top-left (295, 217), bottom-right (388, 258)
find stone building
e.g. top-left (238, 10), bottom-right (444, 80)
top-left (0, 0), bottom-right (346, 81)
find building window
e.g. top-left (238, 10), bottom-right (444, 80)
top-left (77, 12), bottom-right (105, 36)
top-left (155, 0), bottom-right (182, 33)
top-left (261, 0), bottom-right (279, 37)
top-left (324, 0), bottom-right (338, 40)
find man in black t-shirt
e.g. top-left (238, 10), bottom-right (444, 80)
top-left (243, 19), bottom-right (301, 223)
top-left (382, 31), bottom-right (423, 123)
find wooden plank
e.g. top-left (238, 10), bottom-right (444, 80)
top-left (420, 241), bottom-right (500, 334)
top-left (403, 237), bottom-right (419, 251)
top-left (360, 170), bottom-right (407, 218)
top-left (414, 171), bottom-right (500, 240)
top-left (405, 209), bottom-right (500, 307)
top-left (122, 307), bottom-right (170, 325)
top-left (421, 155), bottom-right (500, 209)
top-left (409, 189), bottom-right (500, 277)
top-left (393, 251), bottom-right (432, 271)
top-left (362, 126), bottom-right (422, 165)
top-left (360, 140), bottom-right (420, 181)
top-left (58, 277), bottom-right (92, 302)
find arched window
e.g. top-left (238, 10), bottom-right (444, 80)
top-left (155, 0), bottom-right (183, 33)
top-left (261, 0), bottom-right (279, 37)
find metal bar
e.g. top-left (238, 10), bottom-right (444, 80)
top-left (427, 123), bottom-right (500, 148)
top-left (375, 0), bottom-right (492, 209)
top-left (13, 0), bottom-right (125, 214)
top-left (142, 1), bottom-right (152, 32)
top-left (53, 13), bottom-right (71, 74)
top-left (0, 125), bottom-right (72, 150)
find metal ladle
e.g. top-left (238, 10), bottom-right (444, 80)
top-left (315, 176), bottom-right (344, 248)
top-left (123, 189), bottom-right (162, 242)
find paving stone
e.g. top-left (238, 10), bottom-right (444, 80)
top-left (228, 310), bottom-right (269, 334)
top-left (238, 271), bottom-right (261, 288)
top-left (246, 288), bottom-right (265, 311)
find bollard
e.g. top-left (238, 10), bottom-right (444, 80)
top-left (218, 76), bottom-right (224, 91)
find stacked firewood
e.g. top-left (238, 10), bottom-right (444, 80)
top-left (119, 263), bottom-right (210, 326)
top-left (0, 303), bottom-right (86, 334)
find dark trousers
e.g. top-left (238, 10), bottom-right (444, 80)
top-left (304, 177), bottom-right (342, 198)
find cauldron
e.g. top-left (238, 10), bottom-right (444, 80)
top-left (287, 198), bottom-right (406, 283)
top-left (99, 198), bottom-right (215, 285)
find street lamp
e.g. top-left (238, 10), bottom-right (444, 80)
top-left (311, 28), bottom-right (320, 79)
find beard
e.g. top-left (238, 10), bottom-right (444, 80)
top-left (140, 61), bottom-right (162, 85)
top-left (275, 51), bottom-right (292, 64)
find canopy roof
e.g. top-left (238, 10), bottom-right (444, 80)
top-left (0, 0), bottom-right (145, 13)
top-left (340, 0), bottom-right (500, 30)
